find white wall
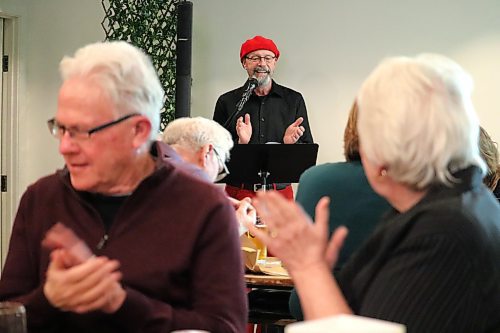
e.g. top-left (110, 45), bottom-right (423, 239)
top-left (0, 0), bottom-right (499, 206)
top-left (190, 0), bottom-right (500, 164)
top-left (0, 0), bottom-right (104, 201)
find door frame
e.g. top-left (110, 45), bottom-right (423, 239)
top-left (0, 14), bottom-right (19, 270)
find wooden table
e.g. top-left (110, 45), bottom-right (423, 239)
top-left (245, 273), bottom-right (293, 289)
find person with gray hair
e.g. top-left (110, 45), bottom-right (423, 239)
top-left (0, 41), bottom-right (247, 333)
top-left (247, 54), bottom-right (500, 332)
top-left (162, 116), bottom-right (234, 182)
top-left (162, 116), bottom-right (256, 235)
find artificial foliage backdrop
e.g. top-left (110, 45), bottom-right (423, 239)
top-left (101, 0), bottom-right (180, 130)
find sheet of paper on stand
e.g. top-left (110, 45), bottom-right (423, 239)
top-left (285, 314), bottom-right (406, 333)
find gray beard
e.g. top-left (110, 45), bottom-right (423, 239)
top-left (257, 74), bottom-right (272, 88)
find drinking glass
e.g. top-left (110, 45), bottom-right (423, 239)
top-left (250, 224), bottom-right (268, 260)
top-left (0, 302), bottom-right (27, 333)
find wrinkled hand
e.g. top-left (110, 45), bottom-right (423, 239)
top-left (236, 114), bottom-right (252, 144)
top-left (42, 222), bottom-right (93, 267)
top-left (44, 250), bottom-right (126, 314)
top-left (230, 197), bottom-right (256, 235)
top-left (245, 192), bottom-right (348, 276)
top-left (283, 117), bottom-right (305, 144)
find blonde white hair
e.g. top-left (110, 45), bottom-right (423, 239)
top-left (59, 41), bottom-right (164, 144)
top-left (162, 117), bottom-right (234, 162)
top-left (357, 53), bottom-right (485, 189)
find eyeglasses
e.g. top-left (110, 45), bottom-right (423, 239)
top-left (213, 147), bottom-right (229, 182)
top-left (47, 113), bottom-right (141, 141)
top-left (245, 55), bottom-right (276, 63)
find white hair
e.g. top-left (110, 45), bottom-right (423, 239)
top-left (162, 117), bottom-right (234, 161)
top-left (59, 41), bottom-right (164, 144)
top-left (357, 53), bottom-right (486, 190)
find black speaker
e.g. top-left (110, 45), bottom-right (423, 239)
top-left (175, 1), bottom-right (193, 119)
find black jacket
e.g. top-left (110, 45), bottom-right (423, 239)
top-left (338, 167), bottom-right (500, 333)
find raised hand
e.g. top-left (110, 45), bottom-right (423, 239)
top-left (246, 192), bottom-right (352, 319)
top-left (236, 113), bottom-right (252, 144)
top-left (246, 192), bottom-right (348, 275)
top-left (42, 222), bottom-right (93, 267)
top-left (283, 117), bottom-right (305, 144)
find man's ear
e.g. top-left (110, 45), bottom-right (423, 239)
top-left (132, 116), bottom-right (152, 149)
top-left (197, 144), bottom-right (213, 168)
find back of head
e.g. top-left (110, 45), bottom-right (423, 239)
top-left (162, 117), bottom-right (234, 161)
top-left (479, 126), bottom-right (500, 190)
top-left (343, 101), bottom-right (361, 162)
top-left (357, 53), bottom-right (485, 190)
top-left (59, 41), bottom-right (164, 143)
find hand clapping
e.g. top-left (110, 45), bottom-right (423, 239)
top-left (245, 191), bottom-right (348, 276)
top-left (43, 250), bottom-right (126, 314)
top-left (236, 114), bottom-right (252, 144)
top-left (283, 117), bottom-right (305, 144)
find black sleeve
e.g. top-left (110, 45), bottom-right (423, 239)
top-left (357, 235), bottom-right (485, 333)
top-left (214, 95), bottom-right (240, 144)
top-left (213, 96), bottom-right (230, 127)
top-left (296, 94), bottom-right (313, 143)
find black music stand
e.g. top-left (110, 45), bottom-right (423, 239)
top-left (221, 143), bottom-right (319, 190)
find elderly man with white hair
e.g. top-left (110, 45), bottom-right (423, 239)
top-left (0, 41), bottom-right (247, 333)
top-left (162, 116), bottom-right (234, 182)
top-left (162, 116), bottom-right (256, 235)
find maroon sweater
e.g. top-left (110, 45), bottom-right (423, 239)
top-left (0, 148), bottom-right (247, 333)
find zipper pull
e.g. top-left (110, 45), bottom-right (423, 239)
top-left (96, 234), bottom-right (109, 250)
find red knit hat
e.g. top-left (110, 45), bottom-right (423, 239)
top-left (240, 35), bottom-right (280, 62)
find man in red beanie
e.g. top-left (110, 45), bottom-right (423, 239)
top-left (213, 35), bottom-right (314, 201)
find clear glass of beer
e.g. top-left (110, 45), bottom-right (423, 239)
top-left (250, 224), bottom-right (267, 260)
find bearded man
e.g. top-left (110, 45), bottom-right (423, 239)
top-left (213, 35), bottom-right (314, 200)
